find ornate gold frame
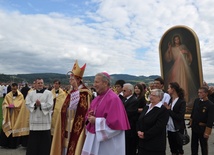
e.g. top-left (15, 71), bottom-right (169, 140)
top-left (159, 25), bottom-right (203, 113)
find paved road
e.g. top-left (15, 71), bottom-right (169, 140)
top-left (1, 127), bottom-right (214, 155)
top-left (0, 146), bottom-right (26, 155)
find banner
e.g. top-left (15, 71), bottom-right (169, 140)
top-left (159, 25), bottom-right (203, 113)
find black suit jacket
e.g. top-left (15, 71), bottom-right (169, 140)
top-left (123, 95), bottom-right (139, 137)
top-left (168, 98), bottom-right (186, 130)
top-left (119, 94), bottom-right (125, 101)
top-left (21, 86), bottom-right (30, 99)
top-left (191, 98), bottom-right (214, 133)
top-left (137, 104), bottom-right (169, 152)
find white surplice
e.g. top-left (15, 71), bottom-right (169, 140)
top-left (81, 118), bottom-right (126, 155)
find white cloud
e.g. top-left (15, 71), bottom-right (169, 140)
top-left (0, 0), bottom-right (214, 83)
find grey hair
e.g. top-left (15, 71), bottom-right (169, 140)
top-left (151, 89), bottom-right (164, 100)
top-left (123, 83), bottom-right (134, 94)
top-left (95, 73), bottom-right (111, 86)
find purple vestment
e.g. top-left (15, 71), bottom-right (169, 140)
top-left (86, 88), bottom-right (130, 133)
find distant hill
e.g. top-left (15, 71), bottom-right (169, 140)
top-left (0, 73), bottom-right (160, 86)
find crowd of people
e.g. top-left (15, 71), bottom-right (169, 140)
top-left (0, 60), bottom-right (214, 155)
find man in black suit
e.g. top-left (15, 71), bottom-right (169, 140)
top-left (21, 83), bottom-right (30, 99)
top-left (190, 86), bottom-right (214, 155)
top-left (122, 83), bottom-right (139, 155)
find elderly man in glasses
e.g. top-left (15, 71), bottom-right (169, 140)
top-left (122, 83), bottom-right (139, 155)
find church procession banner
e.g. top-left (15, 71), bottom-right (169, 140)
top-left (159, 25), bottom-right (203, 114)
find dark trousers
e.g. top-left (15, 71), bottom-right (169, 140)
top-left (168, 131), bottom-right (184, 154)
top-left (138, 146), bottom-right (165, 155)
top-left (125, 136), bottom-right (138, 155)
top-left (191, 131), bottom-right (208, 155)
top-left (20, 135), bottom-right (28, 147)
top-left (26, 130), bottom-right (51, 155)
top-left (0, 129), bottom-right (19, 149)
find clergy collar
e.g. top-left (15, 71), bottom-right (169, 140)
top-left (13, 91), bottom-right (18, 97)
top-left (55, 89), bottom-right (59, 94)
top-left (36, 88), bottom-right (46, 93)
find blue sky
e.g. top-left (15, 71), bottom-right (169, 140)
top-left (0, 0), bottom-right (90, 15)
top-left (0, 0), bottom-right (214, 83)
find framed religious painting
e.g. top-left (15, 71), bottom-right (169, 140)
top-left (159, 25), bottom-right (203, 114)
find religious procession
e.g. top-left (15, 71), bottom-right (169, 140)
top-left (1, 26), bottom-right (214, 155)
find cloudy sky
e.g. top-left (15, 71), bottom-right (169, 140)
top-left (0, 0), bottom-right (213, 82)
